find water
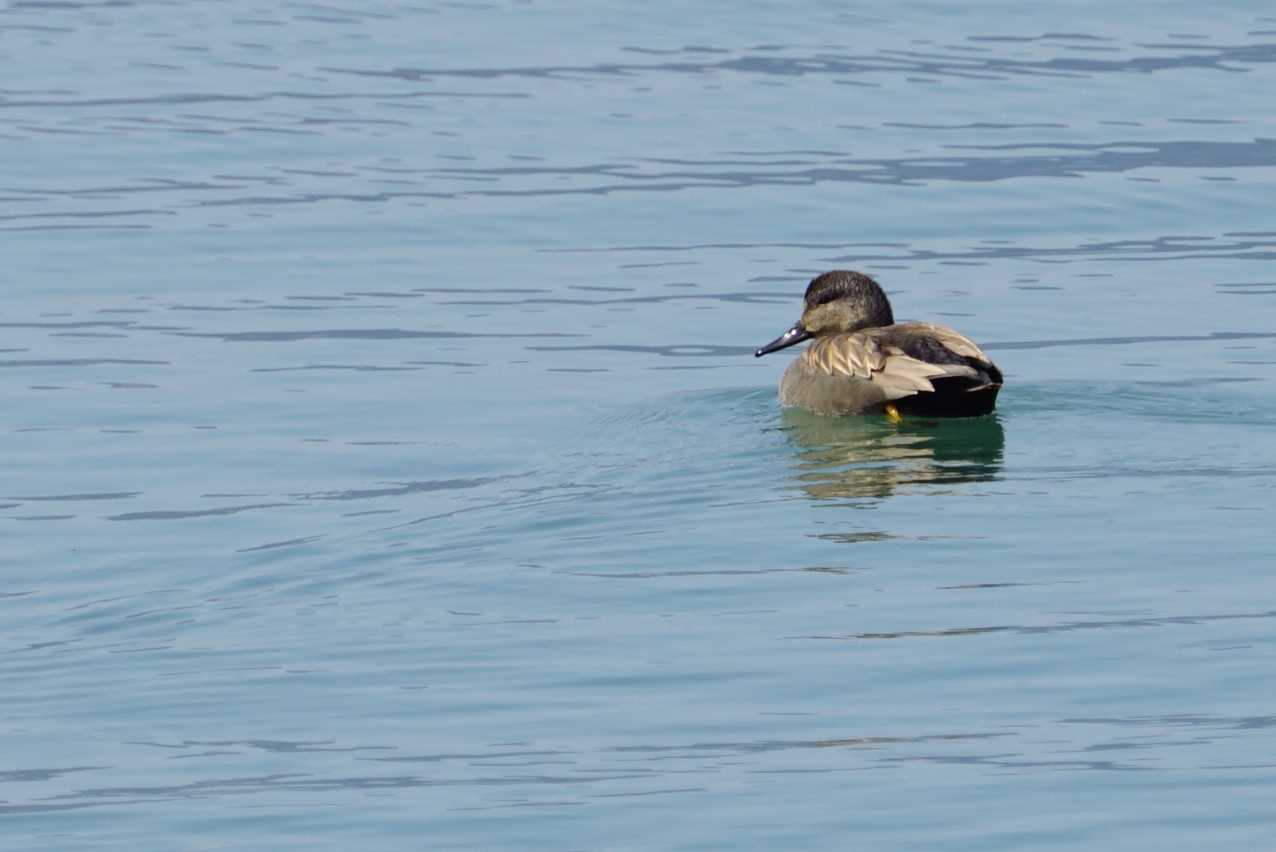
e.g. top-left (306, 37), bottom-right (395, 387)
top-left (4, 1), bottom-right (1276, 848)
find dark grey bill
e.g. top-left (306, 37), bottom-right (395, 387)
top-left (754, 323), bottom-right (812, 357)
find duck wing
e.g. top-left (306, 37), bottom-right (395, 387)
top-left (803, 323), bottom-right (1001, 401)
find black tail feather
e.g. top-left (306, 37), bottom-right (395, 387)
top-left (895, 376), bottom-right (1000, 417)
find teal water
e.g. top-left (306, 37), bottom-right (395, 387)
top-left (5, 2), bottom-right (1276, 849)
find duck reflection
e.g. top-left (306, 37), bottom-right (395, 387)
top-left (781, 410), bottom-right (1004, 501)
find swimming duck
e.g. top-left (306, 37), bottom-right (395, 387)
top-left (754, 270), bottom-right (1002, 419)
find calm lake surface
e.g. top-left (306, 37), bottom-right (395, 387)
top-left (5, 1), bottom-right (1276, 849)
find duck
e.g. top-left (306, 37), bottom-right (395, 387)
top-left (754, 270), bottom-right (1002, 419)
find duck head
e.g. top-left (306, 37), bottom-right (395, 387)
top-left (754, 270), bottom-right (895, 357)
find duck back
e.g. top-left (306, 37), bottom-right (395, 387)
top-left (780, 322), bottom-right (1001, 417)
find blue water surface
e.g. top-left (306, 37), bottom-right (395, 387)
top-left (4, 1), bottom-right (1276, 849)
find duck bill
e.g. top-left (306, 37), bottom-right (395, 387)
top-left (754, 322), bottom-right (812, 357)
